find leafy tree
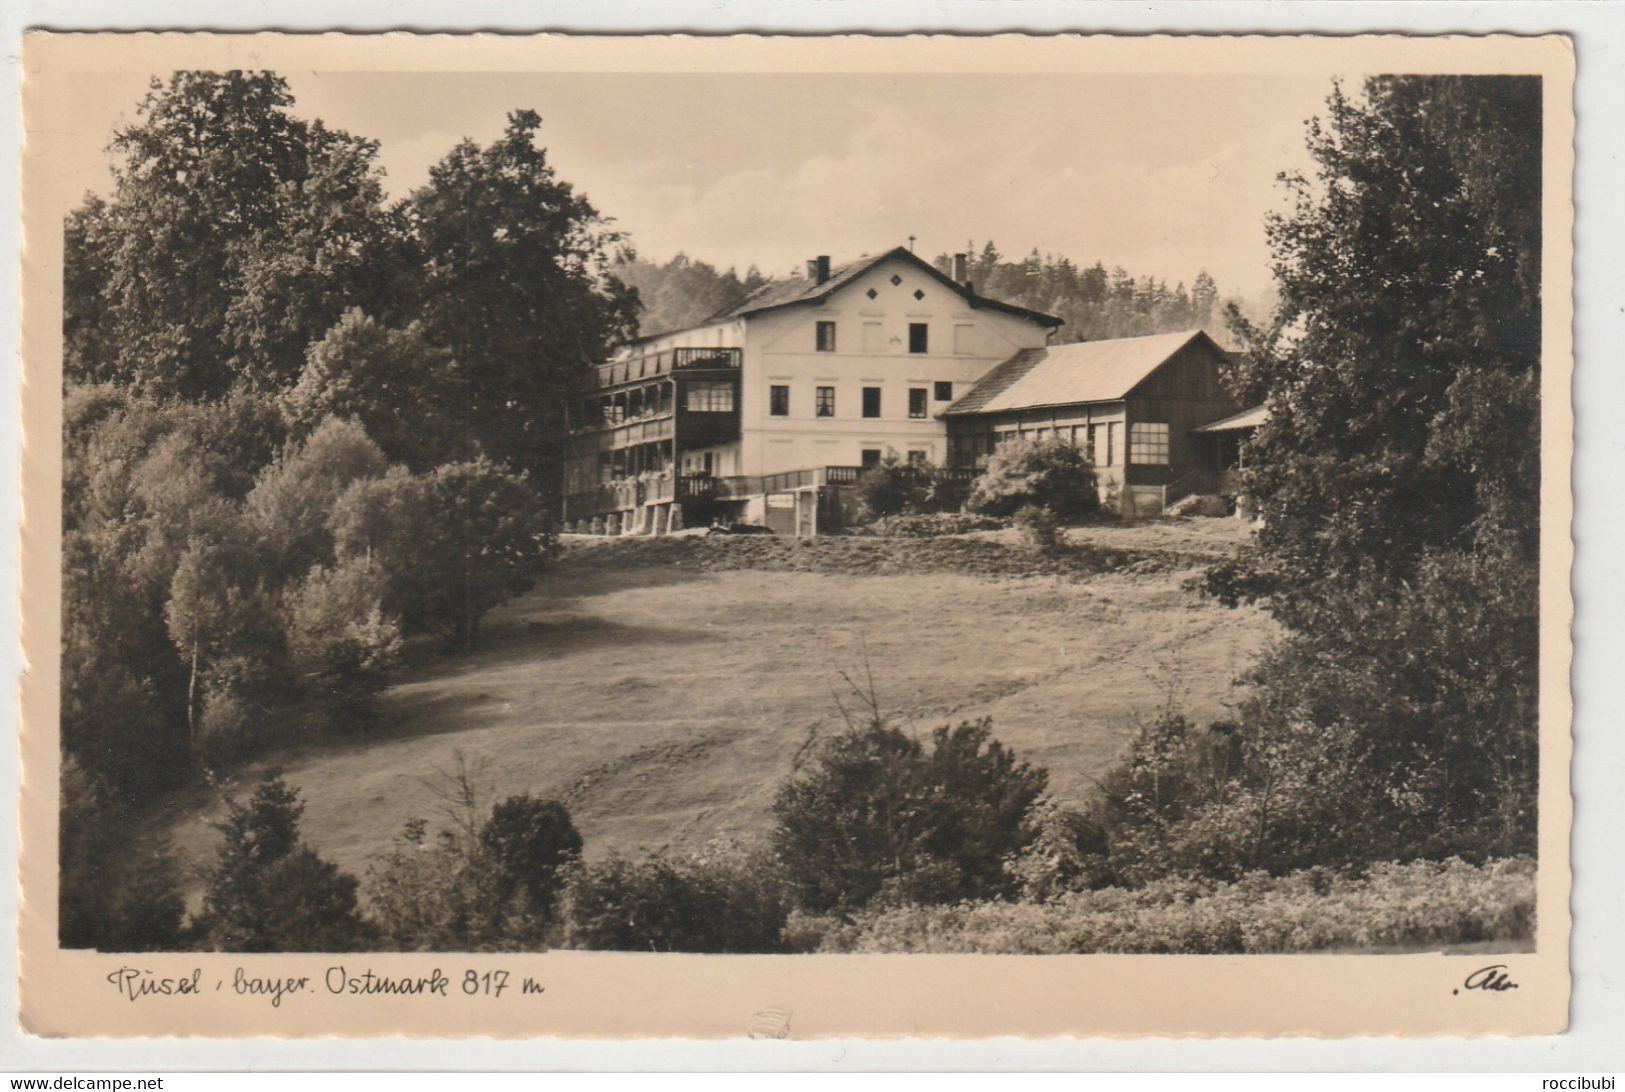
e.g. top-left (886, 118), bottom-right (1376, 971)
top-left (409, 111), bottom-right (639, 489)
top-left (195, 773), bottom-right (375, 952)
top-left (244, 416), bottom-right (388, 583)
top-left (966, 436), bottom-right (1099, 522)
top-left (1210, 76), bottom-right (1542, 857)
top-left (59, 758), bottom-right (186, 951)
top-left (330, 459), bottom-right (551, 645)
top-left (478, 795), bottom-right (583, 916)
top-left (771, 716), bottom-right (1047, 913)
top-left (67, 71), bottom-right (398, 398)
top-left (283, 558), bottom-right (402, 722)
top-left (283, 311), bottom-right (466, 471)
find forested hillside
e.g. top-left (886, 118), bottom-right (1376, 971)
top-left (615, 247), bottom-right (1265, 343)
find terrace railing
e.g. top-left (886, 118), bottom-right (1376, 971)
top-left (590, 346), bottom-right (741, 389)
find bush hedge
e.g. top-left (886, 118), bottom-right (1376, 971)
top-left (797, 856), bottom-right (1535, 954)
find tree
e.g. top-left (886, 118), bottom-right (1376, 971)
top-left (283, 558), bottom-right (403, 721)
top-left (478, 795), bottom-right (583, 916)
top-left (59, 758), bottom-right (186, 951)
top-left (409, 111), bottom-right (639, 488)
top-left (1211, 76), bottom-right (1541, 857)
top-left (329, 459), bottom-right (551, 645)
top-left (283, 311), bottom-right (465, 471)
top-left (771, 716), bottom-right (1047, 913)
top-left (195, 773), bottom-right (375, 952)
top-left (244, 416), bottom-right (389, 583)
top-left (67, 71), bottom-right (397, 398)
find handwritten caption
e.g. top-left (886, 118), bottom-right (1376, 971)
top-left (107, 965), bottom-right (545, 1008)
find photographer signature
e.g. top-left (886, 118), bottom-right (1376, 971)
top-left (1454, 964), bottom-right (1519, 995)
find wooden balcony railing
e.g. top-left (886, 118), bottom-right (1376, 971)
top-left (589, 347), bottom-right (741, 390)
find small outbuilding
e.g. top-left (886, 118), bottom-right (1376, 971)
top-left (940, 329), bottom-right (1248, 517)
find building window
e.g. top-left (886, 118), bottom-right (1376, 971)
top-left (815, 386), bottom-right (835, 417)
top-left (862, 387), bottom-right (882, 418)
top-left (908, 388), bottom-right (928, 418)
top-left (953, 323), bottom-right (974, 355)
top-left (907, 449), bottom-right (929, 466)
top-left (1106, 422), bottom-right (1119, 467)
top-left (908, 323), bottom-right (929, 354)
top-left (683, 381), bottom-right (734, 412)
top-left (934, 381), bottom-right (954, 402)
top-left (862, 322), bottom-right (883, 353)
top-left (769, 384), bottom-right (790, 416)
top-left (861, 449), bottom-right (883, 468)
top-left (1083, 424), bottom-right (1098, 463)
top-left (816, 321), bottom-right (837, 352)
top-left (1131, 421), bottom-right (1168, 464)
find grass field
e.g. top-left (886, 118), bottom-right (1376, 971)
top-left (158, 519), bottom-right (1275, 891)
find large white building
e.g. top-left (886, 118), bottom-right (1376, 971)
top-left (561, 246), bottom-right (1062, 533)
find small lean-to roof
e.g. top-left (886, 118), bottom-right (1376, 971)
top-left (709, 246), bottom-right (1063, 328)
top-left (943, 329), bottom-right (1218, 416)
top-left (1193, 404), bottom-right (1268, 433)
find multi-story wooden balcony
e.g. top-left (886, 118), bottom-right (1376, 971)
top-left (587, 346), bottom-right (742, 393)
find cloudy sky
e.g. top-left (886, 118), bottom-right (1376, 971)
top-left (64, 69), bottom-right (1345, 298)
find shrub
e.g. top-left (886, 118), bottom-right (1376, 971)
top-left (811, 856), bottom-right (1535, 954)
top-left (966, 437), bottom-right (1099, 521)
top-left (330, 459), bottom-right (553, 646)
top-left (479, 795), bottom-right (583, 916)
top-left (283, 558), bottom-right (402, 721)
top-left (194, 773), bottom-right (375, 952)
top-left (1012, 504), bottom-right (1063, 553)
top-left (771, 716), bottom-right (1047, 913)
top-left (560, 843), bottom-right (790, 953)
top-left (853, 450), bottom-right (919, 519)
top-left (59, 759), bottom-right (186, 951)
top-left (367, 817), bottom-right (532, 951)
top-left (859, 512), bottom-right (1007, 538)
top-left (244, 416), bottom-right (389, 584)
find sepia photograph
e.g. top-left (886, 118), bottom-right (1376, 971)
top-left (15, 31), bottom-right (1575, 1039)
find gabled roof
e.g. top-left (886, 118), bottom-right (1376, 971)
top-left (942, 329), bottom-right (1222, 416)
top-left (709, 246), bottom-right (1063, 328)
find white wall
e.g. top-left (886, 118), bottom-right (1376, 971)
top-left (736, 255), bottom-right (1053, 476)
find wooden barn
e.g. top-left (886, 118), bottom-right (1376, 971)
top-left (941, 329), bottom-right (1246, 516)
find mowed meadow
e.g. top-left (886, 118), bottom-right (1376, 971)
top-left (156, 520), bottom-right (1273, 889)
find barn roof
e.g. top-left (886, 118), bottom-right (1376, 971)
top-left (942, 329), bottom-right (1221, 416)
top-left (708, 246), bottom-right (1063, 328)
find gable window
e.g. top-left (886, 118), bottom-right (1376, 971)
top-left (908, 323), bottom-right (929, 354)
top-left (908, 388), bottom-right (928, 419)
top-left (1130, 422), bottom-right (1168, 465)
top-left (934, 381), bottom-right (954, 402)
top-left (816, 321), bottom-right (837, 352)
top-left (683, 381), bottom-right (734, 413)
top-left (769, 384), bottom-right (790, 416)
top-left (862, 322), bottom-right (883, 353)
top-left (862, 386), bottom-right (882, 418)
top-left (953, 323), bottom-right (975, 355)
top-left (815, 386), bottom-right (836, 418)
